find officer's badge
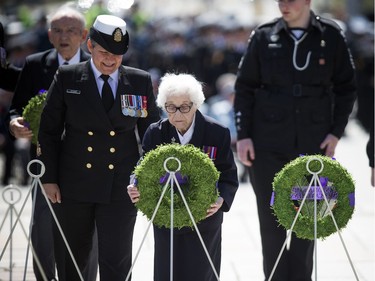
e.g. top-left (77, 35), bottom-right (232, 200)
top-left (113, 28), bottom-right (123, 42)
top-left (270, 34), bottom-right (279, 42)
top-left (37, 142), bottom-right (42, 157)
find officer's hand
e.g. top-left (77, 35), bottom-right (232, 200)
top-left (236, 138), bottom-right (255, 167)
top-left (320, 133), bottom-right (339, 158)
top-left (9, 117), bottom-right (33, 140)
top-left (206, 196), bottom-right (224, 218)
top-left (127, 184), bottom-right (140, 203)
top-left (43, 183), bottom-right (61, 203)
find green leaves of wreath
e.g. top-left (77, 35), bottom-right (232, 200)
top-left (134, 143), bottom-right (220, 229)
top-left (22, 90), bottom-right (47, 145)
top-left (272, 155), bottom-right (355, 240)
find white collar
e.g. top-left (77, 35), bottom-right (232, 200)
top-left (176, 114), bottom-right (196, 145)
top-left (58, 49), bottom-right (81, 66)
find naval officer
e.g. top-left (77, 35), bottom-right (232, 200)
top-left (38, 14), bottom-right (160, 281)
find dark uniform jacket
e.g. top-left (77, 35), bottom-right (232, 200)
top-left (8, 48), bottom-right (91, 158)
top-left (38, 61), bottom-right (160, 207)
top-left (142, 110), bottom-right (239, 233)
top-left (234, 11), bottom-right (356, 154)
top-left (0, 63), bottom-right (20, 91)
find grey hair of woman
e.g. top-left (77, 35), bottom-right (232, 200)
top-left (156, 73), bottom-right (206, 109)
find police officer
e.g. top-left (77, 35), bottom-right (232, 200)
top-left (38, 15), bottom-right (160, 281)
top-left (234, 0), bottom-right (356, 280)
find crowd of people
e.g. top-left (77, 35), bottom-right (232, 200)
top-left (0, 0), bottom-right (373, 281)
top-left (0, 2), bottom-right (373, 186)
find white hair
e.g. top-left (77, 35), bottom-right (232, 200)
top-left (48, 5), bottom-right (86, 29)
top-left (156, 73), bottom-right (205, 109)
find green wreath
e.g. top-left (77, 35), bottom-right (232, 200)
top-left (134, 143), bottom-right (220, 229)
top-left (22, 90), bottom-right (47, 145)
top-left (272, 155), bottom-right (355, 240)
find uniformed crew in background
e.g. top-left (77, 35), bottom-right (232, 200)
top-left (234, 0), bottom-right (356, 280)
top-left (0, 26), bottom-right (20, 91)
top-left (7, 6), bottom-right (98, 281)
top-left (38, 14), bottom-right (160, 281)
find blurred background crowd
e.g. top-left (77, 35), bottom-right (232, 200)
top-left (0, 0), bottom-right (373, 185)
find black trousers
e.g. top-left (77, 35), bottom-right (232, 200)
top-left (32, 186), bottom-right (98, 281)
top-left (31, 187), bottom-right (56, 281)
top-left (53, 199), bottom-right (136, 281)
top-left (153, 225), bottom-right (222, 281)
top-left (248, 150), bottom-right (314, 281)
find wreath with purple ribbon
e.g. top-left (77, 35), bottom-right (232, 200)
top-left (271, 155), bottom-right (355, 240)
top-left (22, 89), bottom-right (47, 145)
top-left (134, 143), bottom-right (220, 229)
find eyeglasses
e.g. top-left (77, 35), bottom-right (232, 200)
top-left (275, 0), bottom-right (297, 4)
top-left (165, 103), bottom-right (193, 113)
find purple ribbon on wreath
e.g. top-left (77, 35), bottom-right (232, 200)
top-left (159, 172), bottom-right (188, 185)
top-left (38, 89), bottom-right (47, 95)
top-left (290, 177), bottom-right (338, 201)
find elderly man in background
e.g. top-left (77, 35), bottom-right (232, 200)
top-left (7, 5), bottom-right (97, 281)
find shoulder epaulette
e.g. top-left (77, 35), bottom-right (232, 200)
top-left (256, 17), bottom-right (279, 29)
top-left (315, 15), bottom-right (342, 31)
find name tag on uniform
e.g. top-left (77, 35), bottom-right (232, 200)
top-left (66, 89), bottom-right (81, 95)
top-left (268, 43), bottom-right (282, 49)
top-left (121, 94), bottom-right (148, 118)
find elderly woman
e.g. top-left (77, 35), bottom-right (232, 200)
top-left (128, 73), bottom-right (238, 281)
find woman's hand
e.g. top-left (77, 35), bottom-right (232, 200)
top-left (206, 197), bottom-right (224, 218)
top-left (127, 184), bottom-right (140, 203)
top-left (43, 183), bottom-right (61, 203)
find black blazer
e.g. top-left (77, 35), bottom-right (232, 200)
top-left (143, 110), bottom-right (239, 233)
top-left (9, 48), bottom-right (90, 120)
top-left (38, 61), bottom-right (160, 208)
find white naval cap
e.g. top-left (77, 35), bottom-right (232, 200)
top-left (89, 14), bottom-right (129, 55)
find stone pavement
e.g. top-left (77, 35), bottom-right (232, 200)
top-left (0, 119), bottom-right (374, 281)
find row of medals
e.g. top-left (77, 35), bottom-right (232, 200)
top-left (121, 95), bottom-right (148, 117)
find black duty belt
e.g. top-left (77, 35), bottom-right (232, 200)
top-left (261, 84), bottom-right (327, 97)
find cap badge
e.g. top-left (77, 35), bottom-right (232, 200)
top-left (113, 28), bottom-right (123, 42)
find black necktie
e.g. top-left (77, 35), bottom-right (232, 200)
top-left (63, 61), bottom-right (69, 65)
top-left (100, 74), bottom-right (114, 112)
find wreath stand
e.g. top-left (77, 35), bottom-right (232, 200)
top-left (268, 157), bottom-right (359, 281)
top-left (125, 157), bottom-right (220, 281)
top-left (0, 159), bottom-right (84, 281)
top-left (0, 184), bottom-right (40, 281)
